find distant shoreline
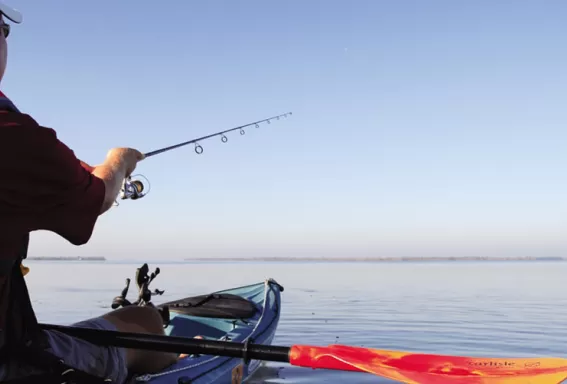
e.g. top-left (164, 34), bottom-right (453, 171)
top-left (183, 256), bottom-right (566, 263)
top-left (27, 256), bottom-right (106, 261)
top-left (24, 256), bottom-right (566, 263)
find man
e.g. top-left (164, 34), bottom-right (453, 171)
top-left (0, 2), bottom-right (178, 383)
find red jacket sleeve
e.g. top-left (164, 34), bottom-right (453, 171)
top-left (0, 112), bottom-right (106, 245)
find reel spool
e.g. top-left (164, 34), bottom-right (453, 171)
top-left (119, 174), bottom-right (151, 200)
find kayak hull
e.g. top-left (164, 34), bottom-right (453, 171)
top-left (130, 278), bottom-right (284, 384)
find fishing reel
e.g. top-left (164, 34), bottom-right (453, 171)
top-left (111, 263), bottom-right (170, 327)
top-left (119, 174), bottom-right (151, 201)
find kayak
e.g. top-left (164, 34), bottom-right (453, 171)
top-left (41, 264), bottom-right (567, 384)
top-left (129, 278), bottom-right (284, 384)
top-left (38, 264), bottom-right (567, 384)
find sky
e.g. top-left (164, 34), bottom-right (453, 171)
top-left (3, 0), bottom-right (566, 259)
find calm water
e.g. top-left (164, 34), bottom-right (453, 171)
top-left (25, 261), bottom-right (567, 383)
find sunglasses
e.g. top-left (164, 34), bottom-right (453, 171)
top-left (0, 23), bottom-right (9, 38)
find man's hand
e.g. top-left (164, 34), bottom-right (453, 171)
top-left (106, 147), bottom-right (145, 177)
top-left (92, 147), bottom-right (145, 214)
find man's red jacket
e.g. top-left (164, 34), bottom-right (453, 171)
top-left (0, 109), bottom-right (106, 261)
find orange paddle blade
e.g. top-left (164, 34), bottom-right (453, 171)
top-left (290, 344), bottom-right (567, 383)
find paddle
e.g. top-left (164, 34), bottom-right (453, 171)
top-left (41, 323), bottom-right (567, 384)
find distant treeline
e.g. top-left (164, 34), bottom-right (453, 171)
top-left (183, 256), bottom-right (565, 262)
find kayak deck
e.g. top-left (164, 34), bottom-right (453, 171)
top-left (129, 278), bottom-right (284, 384)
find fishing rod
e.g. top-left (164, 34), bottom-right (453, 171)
top-left (119, 112), bottom-right (292, 201)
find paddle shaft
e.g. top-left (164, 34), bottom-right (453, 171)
top-left (41, 323), bottom-right (291, 363)
top-left (39, 323), bottom-right (567, 383)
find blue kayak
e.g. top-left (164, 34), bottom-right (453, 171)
top-left (129, 278), bottom-right (284, 384)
